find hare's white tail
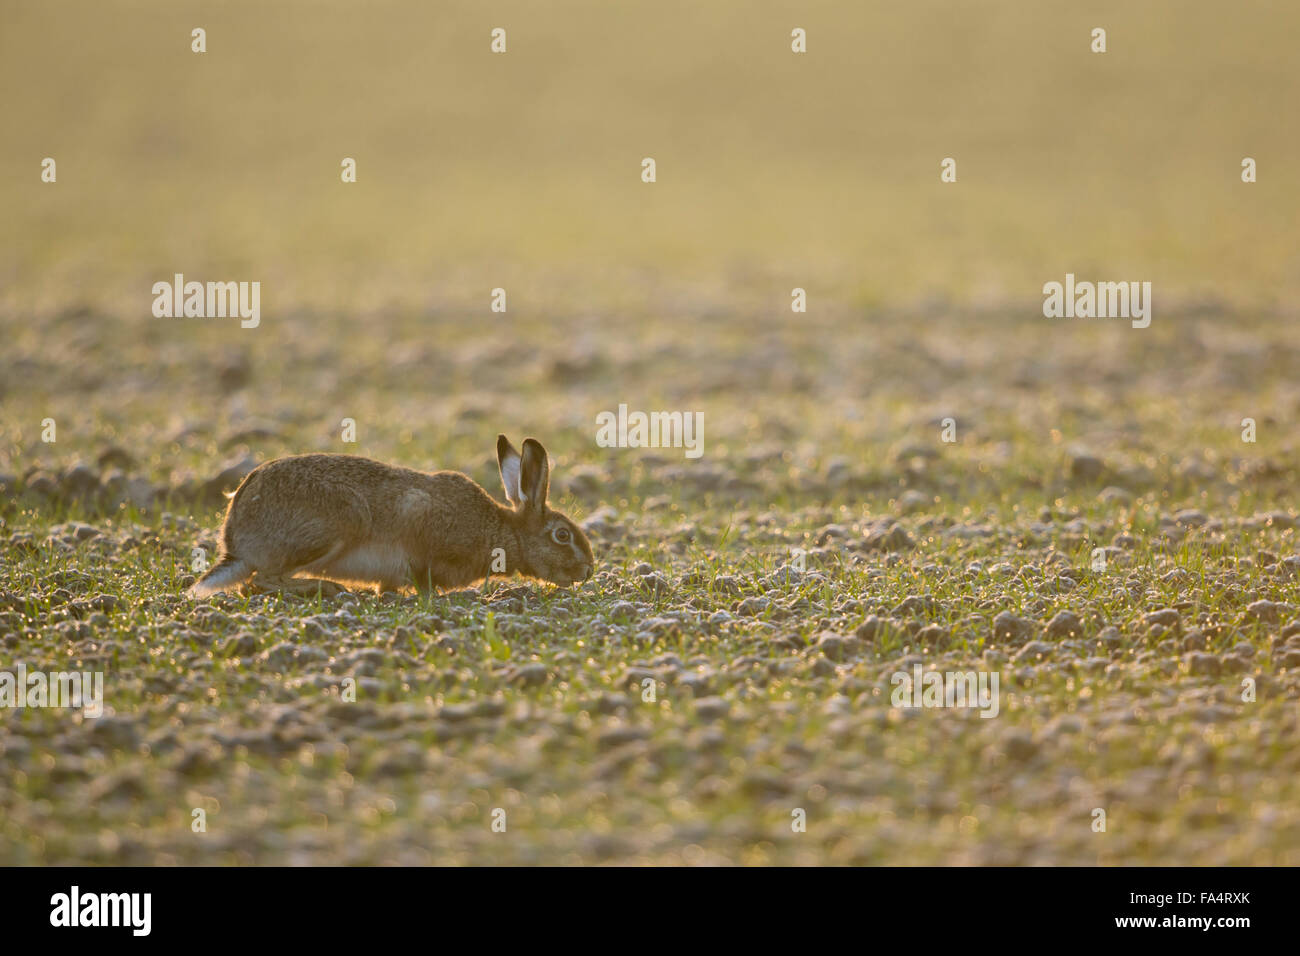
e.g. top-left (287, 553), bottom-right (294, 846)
top-left (188, 555), bottom-right (252, 597)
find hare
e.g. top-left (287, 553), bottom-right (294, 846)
top-left (188, 435), bottom-right (594, 597)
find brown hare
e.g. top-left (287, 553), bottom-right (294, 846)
top-left (188, 435), bottom-right (594, 597)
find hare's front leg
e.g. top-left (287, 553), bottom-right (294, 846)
top-left (410, 558), bottom-right (467, 595)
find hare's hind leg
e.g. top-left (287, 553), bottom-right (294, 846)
top-left (253, 540), bottom-right (351, 598)
top-left (234, 486), bottom-right (371, 598)
top-left (260, 577), bottom-right (347, 599)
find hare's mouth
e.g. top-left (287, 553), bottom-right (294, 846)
top-left (556, 565), bottom-right (592, 588)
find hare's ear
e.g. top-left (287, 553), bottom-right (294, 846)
top-left (497, 434), bottom-right (523, 507)
top-left (519, 438), bottom-right (550, 513)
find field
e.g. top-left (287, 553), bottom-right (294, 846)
top-left (1, 0), bottom-right (1298, 865)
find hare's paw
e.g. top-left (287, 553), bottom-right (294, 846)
top-left (254, 574), bottom-right (348, 599)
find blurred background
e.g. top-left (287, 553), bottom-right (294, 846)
top-left (0, 0), bottom-right (1297, 496)
top-left (3, 0), bottom-right (1297, 311)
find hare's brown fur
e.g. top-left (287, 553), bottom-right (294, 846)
top-left (189, 436), bottom-right (594, 597)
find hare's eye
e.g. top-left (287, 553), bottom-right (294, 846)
top-left (552, 527), bottom-right (572, 545)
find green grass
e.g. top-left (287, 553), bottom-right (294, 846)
top-left (2, 366), bottom-right (1297, 863)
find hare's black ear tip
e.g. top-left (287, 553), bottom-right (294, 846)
top-left (496, 434), bottom-right (511, 452)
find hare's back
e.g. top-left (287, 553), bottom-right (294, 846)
top-left (231, 454), bottom-right (412, 530)
top-left (247, 453), bottom-right (421, 488)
